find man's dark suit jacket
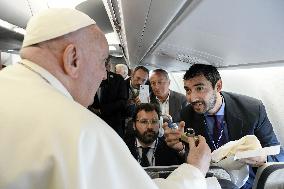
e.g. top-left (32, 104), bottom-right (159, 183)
top-left (150, 90), bottom-right (187, 123)
top-left (124, 133), bottom-right (184, 166)
top-left (180, 91), bottom-right (284, 188)
top-left (89, 72), bottom-right (127, 138)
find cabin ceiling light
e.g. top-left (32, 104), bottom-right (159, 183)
top-left (0, 19), bottom-right (26, 35)
top-left (105, 32), bottom-right (120, 45)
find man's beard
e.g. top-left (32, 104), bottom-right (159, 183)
top-left (191, 92), bottom-right (217, 114)
top-left (135, 129), bottom-right (159, 145)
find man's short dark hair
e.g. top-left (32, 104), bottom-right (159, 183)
top-left (183, 64), bottom-right (221, 88)
top-left (133, 66), bottom-right (149, 75)
top-left (133, 103), bottom-right (161, 121)
top-left (151, 68), bottom-right (169, 80)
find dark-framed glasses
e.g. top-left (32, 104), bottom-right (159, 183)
top-left (136, 119), bottom-right (159, 126)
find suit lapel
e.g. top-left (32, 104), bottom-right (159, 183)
top-left (129, 137), bottom-right (139, 160)
top-left (169, 91), bottom-right (175, 117)
top-left (225, 109), bottom-right (243, 140)
top-left (222, 92), bottom-right (244, 141)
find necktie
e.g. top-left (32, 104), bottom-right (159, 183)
top-left (213, 115), bottom-right (223, 148)
top-left (141, 147), bottom-right (150, 167)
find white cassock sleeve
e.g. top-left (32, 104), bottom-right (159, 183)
top-left (154, 163), bottom-right (207, 189)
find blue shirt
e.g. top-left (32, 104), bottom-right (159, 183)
top-left (204, 97), bottom-right (229, 149)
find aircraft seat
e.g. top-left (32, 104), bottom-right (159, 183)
top-left (253, 162), bottom-right (284, 189)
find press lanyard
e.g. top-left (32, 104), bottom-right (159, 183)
top-left (204, 117), bottom-right (225, 150)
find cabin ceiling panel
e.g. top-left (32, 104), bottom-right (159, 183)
top-left (118, 0), bottom-right (152, 65)
top-left (134, 0), bottom-right (186, 65)
top-left (0, 0), bottom-right (49, 28)
top-left (113, 0), bottom-right (284, 69)
top-left (150, 0), bottom-right (284, 68)
top-left (0, 0), bottom-right (31, 28)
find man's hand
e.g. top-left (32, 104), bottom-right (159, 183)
top-left (187, 136), bottom-right (212, 176)
top-left (134, 96), bottom-right (141, 104)
top-left (163, 121), bottom-right (185, 151)
top-left (239, 156), bottom-right (267, 167)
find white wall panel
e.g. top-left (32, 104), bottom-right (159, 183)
top-left (220, 64), bottom-right (284, 145)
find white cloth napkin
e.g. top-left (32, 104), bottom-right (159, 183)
top-left (210, 135), bottom-right (281, 188)
top-left (212, 135), bottom-right (262, 162)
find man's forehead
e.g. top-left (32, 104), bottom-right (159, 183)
top-left (186, 74), bottom-right (208, 82)
top-left (184, 78), bottom-right (206, 87)
top-left (135, 69), bottom-right (148, 76)
top-left (137, 110), bottom-right (158, 117)
top-left (150, 72), bottom-right (167, 80)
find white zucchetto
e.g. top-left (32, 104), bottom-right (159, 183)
top-left (22, 8), bottom-right (96, 48)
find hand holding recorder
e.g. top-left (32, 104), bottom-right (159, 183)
top-left (163, 121), bottom-right (185, 152)
top-left (163, 122), bottom-right (211, 175)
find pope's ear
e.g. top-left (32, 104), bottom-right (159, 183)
top-left (62, 44), bottom-right (80, 78)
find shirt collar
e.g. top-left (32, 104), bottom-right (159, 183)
top-left (136, 138), bottom-right (156, 149)
top-left (216, 95), bottom-right (225, 115)
top-left (21, 59), bottom-right (73, 100)
top-left (156, 91), bottom-right (170, 103)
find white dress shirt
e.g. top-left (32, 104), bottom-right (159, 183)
top-left (156, 92), bottom-right (170, 115)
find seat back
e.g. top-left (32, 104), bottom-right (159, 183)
top-left (144, 165), bottom-right (233, 180)
top-left (253, 163), bottom-right (284, 189)
top-left (144, 165), bottom-right (179, 179)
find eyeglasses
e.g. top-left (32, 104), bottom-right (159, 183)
top-left (136, 119), bottom-right (159, 126)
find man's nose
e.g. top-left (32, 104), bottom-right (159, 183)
top-left (145, 123), bottom-right (155, 129)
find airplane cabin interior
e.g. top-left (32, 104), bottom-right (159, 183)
top-left (0, 0), bottom-right (284, 188)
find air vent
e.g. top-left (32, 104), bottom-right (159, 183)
top-left (156, 44), bottom-right (224, 67)
top-left (176, 54), bottom-right (209, 65)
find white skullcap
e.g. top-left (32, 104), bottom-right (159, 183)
top-left (22, 8), bottom-right (96, 48)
